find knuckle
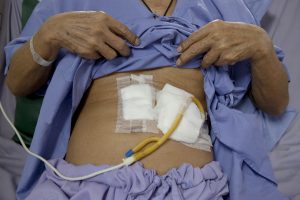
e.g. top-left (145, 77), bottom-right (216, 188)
top-left (211, 32), bottom-right (221, 41)
top-left (107, 51), bottom-right (117, 60)
top-left (215, 43), bottom-right (226, 51)
top-left (87, 38), bottom-right (98, 47)
top-left (180, 42), bottom-right (187, 49)
top-left (202, 56), bottom-right (209, 64)
top-left (223, 54), bottom-right (235, 63)
top-left (254, 25), bottom-right (265, 34)
top-left (204, 52), bottom-right (215, 61)
top-left (94, 27), bottom-right (105, 35)
top-left (115, 40), bottom-right (127, 50)
top-left (209, 19), bottom-right (224, 30)
top-left (202, 54), bottom-right (214, 67)
top-left (189, 47), bottom-right (198, 56)
top-left (119, 26), bottom-right (129, 35)
top-left (189, 35), bottom-right (198, 44)
top-left (90, 29), bottom-right (100, 37)
top-left (98, 11), bottom-right (108, 19)
top-left (128, 32), bottom-right (136, 40)
top-left (180, 54), bottom-right (187, 62)
top-left (205, 53), bottom-right (214, 61)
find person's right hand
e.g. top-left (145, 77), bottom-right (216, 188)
top-left (37, 11), bottom-right (140, 60)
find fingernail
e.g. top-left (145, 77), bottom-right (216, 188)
top-left (135, 38), bottom-right (140, 46)
top-left (176, 59), bottom-right (181, 66)
top-left (177, 46), bottom-right (182, 52)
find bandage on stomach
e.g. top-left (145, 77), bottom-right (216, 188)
top-left (116, 75), bottom-right (212, 152)
top-left (66, 67), bottom-right (213, 175)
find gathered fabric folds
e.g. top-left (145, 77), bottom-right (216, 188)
top-left (25, 160), bottom-right (228, 200)
top-left (4, 0), bottom-right (297, 199)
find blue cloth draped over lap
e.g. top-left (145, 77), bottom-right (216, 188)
top-left (4, 0), bottom-right (297, 199)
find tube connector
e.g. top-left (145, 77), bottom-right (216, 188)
top-left (125, 149), bottom-right (134, 158)
top-left (122, 156), bottom-right (136, 166)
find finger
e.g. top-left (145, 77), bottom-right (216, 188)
top-left (215, 44), bottom-right (250, 66)
top-left (177, 20), bottom-right (225, 53)
top-left (108, 18), bottom-right (139, 46)
top-left (201, 49), bottom-right (221, 68)
top-left (215, 52), bottom-right (233, 66)
top-left (104, 32), bottom-right (131, 57)
top-left (96, 42), bottom-right (118, 60)
top-left (178, 29), bottom-right (210, 53)
top-left (176, 37), bottom-right (212, 66)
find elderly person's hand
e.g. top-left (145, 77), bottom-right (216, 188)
top-left (36, 11), bottom-right (140, 60)
top-left (6, 11), bottom-right (140, 96)
top-left (176, 20), bottom-right (289, 116)
top-left (176, 20), bottom-right (272, 67)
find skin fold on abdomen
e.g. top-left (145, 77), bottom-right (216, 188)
top-left (65, 67), bottom-right (213, 175)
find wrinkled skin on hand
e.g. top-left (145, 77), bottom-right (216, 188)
top-left (177, 20), bottom-right (273, 67)
top-left (176, 19), bottom-right (289, 115)
top-left (39, 11), bottom-right (140, 60)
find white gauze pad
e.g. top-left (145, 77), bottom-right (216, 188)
top-left (121, 84), bottom-right (155, 120)
top-left (155, 84), bottom-right (205, 144)
top-left (116, 74), bottom-right (158, 133)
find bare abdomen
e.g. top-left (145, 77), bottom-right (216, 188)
top-left (65, 67), bottom-right (213, 175)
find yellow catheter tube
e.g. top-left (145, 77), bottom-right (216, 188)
top-left (192, 96), bottom-right (205, 115)
top-left (126, 95), bottom-right (205, 163)
top-left (133, 112), bottom-right (184, 161)
top-left (132, 137), bottom-right (160, 153)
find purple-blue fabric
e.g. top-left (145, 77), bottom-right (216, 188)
top-left (4, 0), bottom-right (297, 199)
top-left (25, 160), bottom-right (228, 200)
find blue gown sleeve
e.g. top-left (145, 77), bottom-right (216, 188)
top-left (4, 0), bottom-right (58, 95)
top-left (4, 0), bottom-right (57, 75)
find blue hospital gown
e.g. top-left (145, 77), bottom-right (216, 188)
top-left (4, 0), bottom-right (296, 199)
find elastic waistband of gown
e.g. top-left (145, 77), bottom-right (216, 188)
top-left (26, 159), bottom-right (229, 200)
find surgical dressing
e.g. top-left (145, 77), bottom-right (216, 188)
top-left (116, 74), bottom-right (158, 133)
top-left (155, 84), bottom-right (205, 143)
top-left (155, 84), bottom-right (212, 150)
top-left (117, 75), bottom-right (212, 151)
top-left (122, 84), bottom-right (154, 120)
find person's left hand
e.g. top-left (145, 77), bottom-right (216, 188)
top-left (176, 20), bottom-right (273, 67)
